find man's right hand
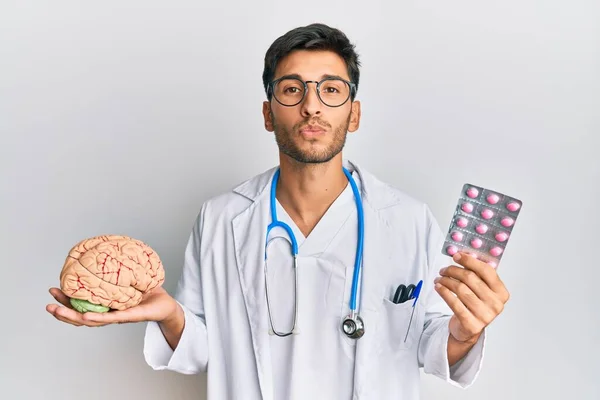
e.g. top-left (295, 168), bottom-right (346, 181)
top-left (46, 286), bottom-right (181, 328)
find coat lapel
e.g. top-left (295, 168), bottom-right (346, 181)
top-left (231, 167), bottom-right (277, 400)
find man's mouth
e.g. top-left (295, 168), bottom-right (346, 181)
top-left (299, 125), bottom-right (326, 138)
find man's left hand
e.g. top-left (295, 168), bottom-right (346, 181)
top-left (434, 252), bottom-right (510, 344)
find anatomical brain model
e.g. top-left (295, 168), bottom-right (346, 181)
top-left (59, 235), bottom-right (165, 313)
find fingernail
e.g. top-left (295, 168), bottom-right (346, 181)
top-left (453, 253), bottom-right (462, 261)
top-left (435, 283), bottom-right (441, 289)
top-left (434, 277), bottom-right (441, 283)
top-left (439, 267), bottom-right (447, 274)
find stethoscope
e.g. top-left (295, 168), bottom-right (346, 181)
top-left (264, 166), bottom-right (365, 339)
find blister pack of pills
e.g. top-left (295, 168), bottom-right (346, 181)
top-left (442, 183), bottom-right (523, 268)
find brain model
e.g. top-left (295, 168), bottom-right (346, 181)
top-left (59, 235), bottom-right (165, 313)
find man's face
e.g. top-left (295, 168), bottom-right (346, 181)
top-left (262, 50), bottom-right (361, 164)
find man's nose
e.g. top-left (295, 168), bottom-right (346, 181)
top-left (300, 82), bottom-right (323, 117)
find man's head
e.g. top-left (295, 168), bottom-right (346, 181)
top-left (262, 23), bottom-right (362, 165)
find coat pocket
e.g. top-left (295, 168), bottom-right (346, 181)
top-left (379, 297), bottom-right (423, 351)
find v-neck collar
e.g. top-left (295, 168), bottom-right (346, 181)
top-left (272, 170), bottom-right (361, 257)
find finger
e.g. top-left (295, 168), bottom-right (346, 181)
top-left (51, 304), bottom-right (107, 327)
top-left (47, 304), bottom-right (82, 326)
top-left (452, 253), bottom-right (509, 299)
top-left (54, 313), bottom-right (83, 326)
top-left (434, 282), bottom-right (478, 328)
top-left (49, 288), bottom-right (74, 308)
top-left (435, 276), bottom-right (501, 324)
top-left (439, 265), bottom-right (500, 306)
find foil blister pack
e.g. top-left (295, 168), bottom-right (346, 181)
top-left (442, 183), bottom-right (523, 268)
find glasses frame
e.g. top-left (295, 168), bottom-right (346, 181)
top-left (268, 76), bottom-right (357, 108)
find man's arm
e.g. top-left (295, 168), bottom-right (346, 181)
top-left (448, 331), bottom-right (482, 366)
top-left (416, 205), bottom-right (503, 388)
top-left (158, 301), bottom-right (186, 350)
top-left (143, 203), bottom-right (210, 374)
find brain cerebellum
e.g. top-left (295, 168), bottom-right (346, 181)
top-left (59, 235), bottom-right (165, 311)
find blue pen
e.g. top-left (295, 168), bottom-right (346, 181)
top-left (404, 279), bottom-right (423, 342)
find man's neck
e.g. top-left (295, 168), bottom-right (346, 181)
top-left (276, 155), bottom-right (348, 237)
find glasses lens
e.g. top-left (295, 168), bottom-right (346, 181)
top-left (319, 79), bottom-right (350, 107)
top-left (273, 78), bottom-right (305, 106)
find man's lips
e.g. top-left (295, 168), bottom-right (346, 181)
top-left (299, 125), bottom-right (326, 138)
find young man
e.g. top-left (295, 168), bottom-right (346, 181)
top-left (47, 23), bottom-right (510, 399)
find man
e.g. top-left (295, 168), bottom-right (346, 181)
top-left (47, 23), bottom-right (510, 399)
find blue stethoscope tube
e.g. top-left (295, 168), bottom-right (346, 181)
top-left (264, 166), bottom-right (365, 339)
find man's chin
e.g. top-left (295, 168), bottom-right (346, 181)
top-left (283, 149), bottom-right (340, 164)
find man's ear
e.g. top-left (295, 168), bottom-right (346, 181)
top-left (263, 101), bottom-right (274, 132)
top-left (348, 100), bottom-right (361, 132)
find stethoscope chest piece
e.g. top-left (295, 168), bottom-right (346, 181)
top-left (342, 314), bottom-right (365, 339)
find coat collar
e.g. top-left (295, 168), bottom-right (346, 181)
top-left (231, 159), bottom-right (404, 211)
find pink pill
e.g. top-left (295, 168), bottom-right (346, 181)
top-left (475, 224), bottom-right (488, 234)
top-left (451, 231), bottom-right (464, 242)
top-left (471, 238), bottom-right (483, 249)
top-left (486, 193), bottom-right (500, 204)
top-left (487, 261), bottom-right (498, 268)
top-left (456, 217), bottom-right (468, 228)
top-left (481, 209), bottom-right (494, 219)
top-left (495, 232), bottom-right (509, 242)
top-left (466, 187), bottom-right (479, 198)
top-left (490, 246), bottom-right (503, 257)
top-left (501, 217), bottom-right (514, 227)
top-left (462, 202), bottom-right (474, 213)
top-left (446, 245), bottom-right (458, 256)
top-left (506, 202), bottom-right (520, 212)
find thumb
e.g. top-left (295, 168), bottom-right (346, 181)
top-left (49, 288), bottom-right (74, 309)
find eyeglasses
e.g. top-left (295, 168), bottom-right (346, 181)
top-left (268, 76), bottom-right (356, 108)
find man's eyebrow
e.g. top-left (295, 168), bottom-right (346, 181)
top-left (320, 74), bottom-right (346, 81)
top-left (274, 73), bottom-right (349, 81)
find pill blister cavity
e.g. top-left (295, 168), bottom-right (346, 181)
top-left (506, 201), bottom-right (520, 212)
top-left (500, 217), bottom-right (514, 227)
top-left (446, 245), bottom-right (458, 256)
top-left (451, 231), bottom-right (464, 242)
top-left (475, 223), bottom-right (488, 234)
top-left (486, 193), bottom-right (500, 204)
top-left (470, 238), bottom-right (483, 249)
top-left (481, 208), bottom-right (494, 220)
top-left (456, 217), bottom-right (469, 228)
top-left (495, 232), bottom-right (509, 242)
top-left (490, 246), bottom-right (503, 257)
top-left (466, 187), bottom-right (479, 198)
top-left (461, 202), bottom-right (474, 213)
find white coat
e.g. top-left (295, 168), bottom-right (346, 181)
top-left (143, 160), bottom-right (486, 399)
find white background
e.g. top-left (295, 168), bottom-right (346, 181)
top-left (1, 1), bottom-right (599, 399)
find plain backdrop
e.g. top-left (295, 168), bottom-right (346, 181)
top-left (1, 1), bottom-right (599, 399)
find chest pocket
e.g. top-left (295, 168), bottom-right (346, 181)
top-left (378, 295), bottom-right (424, 352)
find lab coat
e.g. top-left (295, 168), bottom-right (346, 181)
top-left (143, 160), bottom-right (486, 399)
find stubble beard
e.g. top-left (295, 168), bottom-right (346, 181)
top-left (271, 112), bottom-right (351, 164)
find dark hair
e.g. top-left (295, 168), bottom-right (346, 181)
top-left (262, 23), bottom-right (361, 102)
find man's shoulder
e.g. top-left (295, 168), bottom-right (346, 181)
top-left (197, 166), bottom-right (275, 221)
top-left (356, 163), bottom-right (430, 214)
